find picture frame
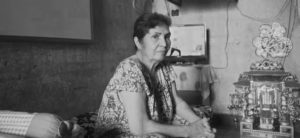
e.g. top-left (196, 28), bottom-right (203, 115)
top-left (165, 24), bottom-right (208, 64)
top-left (0, 0), bottom-right (93, 41)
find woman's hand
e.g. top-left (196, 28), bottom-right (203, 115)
top-left (187, 118), bottom-right (216, 138)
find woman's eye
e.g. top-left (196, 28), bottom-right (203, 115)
top-left (153, 35), bottom-right (160, 39)
top-left (164, 33), bottom-right (170, 39)
top-left (165, 35), bottom-right (170, 40)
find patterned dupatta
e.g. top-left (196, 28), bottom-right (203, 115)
top-left (139, 62), bottom-right (177, 123)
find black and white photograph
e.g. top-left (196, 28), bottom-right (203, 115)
top-left (0, 0), bottom-right (300, 138)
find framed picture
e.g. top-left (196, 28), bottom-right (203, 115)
top-left (0, 0), bottom-right (93, 41)
top-left (165, 24), bottom-right (208, 64)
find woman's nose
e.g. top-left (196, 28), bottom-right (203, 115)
top-left (159, 37), bottom-right (167, 47)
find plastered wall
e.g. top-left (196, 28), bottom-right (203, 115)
top-left (0, 0), bottom-right (140, 119)
top-left (153, 0), bottom-right (300, 114)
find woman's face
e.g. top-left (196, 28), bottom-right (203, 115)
top-left (137, 25), bottom-right (171, 63)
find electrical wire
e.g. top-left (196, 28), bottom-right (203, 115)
top-left (236, 0), bottom-right (297, 69)
top-left (164, 0), bottom-right (171, 17)
top-left (236, 0), bottom-right (290, 22)
top-left (132, 0), bottom-right (145, 14)
top-left (281, 0), bottom-right (293, 65)
top-left (282, 0), bottom-right (298, 66)
top-left (287, 0), bottom-right (298, 39)
top-left (212, 0), bottom-right (231, 69)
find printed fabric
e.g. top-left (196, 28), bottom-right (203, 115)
top-left (96, 56), bottom-right (176, 138)
top-left (0, 111), bottom-right (35, 136)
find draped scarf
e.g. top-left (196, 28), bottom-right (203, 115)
top-left (139, 62), bottom-right (176, 123)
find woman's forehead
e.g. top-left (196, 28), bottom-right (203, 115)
top-left (148, 25), bottom-right (170, 34)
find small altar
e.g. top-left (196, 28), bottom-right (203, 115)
top-left (234, 69), bottom-right (300, 138)
top-left (228, 23), bottom-right (300, 138)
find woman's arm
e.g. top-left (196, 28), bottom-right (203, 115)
top-left (119, 91), bottom-right (208, 137)
top-left (170, 81), bottom-right (213, 134)
top-left (170, 81), bottom-right (201, 123)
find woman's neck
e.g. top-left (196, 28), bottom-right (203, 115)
top-left (135, 52), bottom-right (158, 73)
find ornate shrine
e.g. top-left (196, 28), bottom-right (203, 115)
top-left (228, 23), bottom-right (300, 138)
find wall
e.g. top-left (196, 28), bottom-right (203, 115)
top-left (153, 0), bottom-right (300, 114)
top-left (0, 0), bottom-right (142, 119)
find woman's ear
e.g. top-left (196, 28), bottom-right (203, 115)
top-left (133, 36), bottom-right (142, 50)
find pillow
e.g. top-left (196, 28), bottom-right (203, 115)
top-left (0, 111), bottom-right (35, 137)
top-left (0, 111), bottom-right (73, 138)
top-left (26, 113), bottom-right (67, 138)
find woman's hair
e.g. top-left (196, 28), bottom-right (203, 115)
top-left (133, 13), bottom-right (171, 40)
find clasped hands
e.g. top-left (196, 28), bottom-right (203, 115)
top-left (188, 118), bottom-right (216, 138)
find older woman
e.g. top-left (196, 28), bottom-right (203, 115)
top-left (96, 13), bottom-right (215, 138)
